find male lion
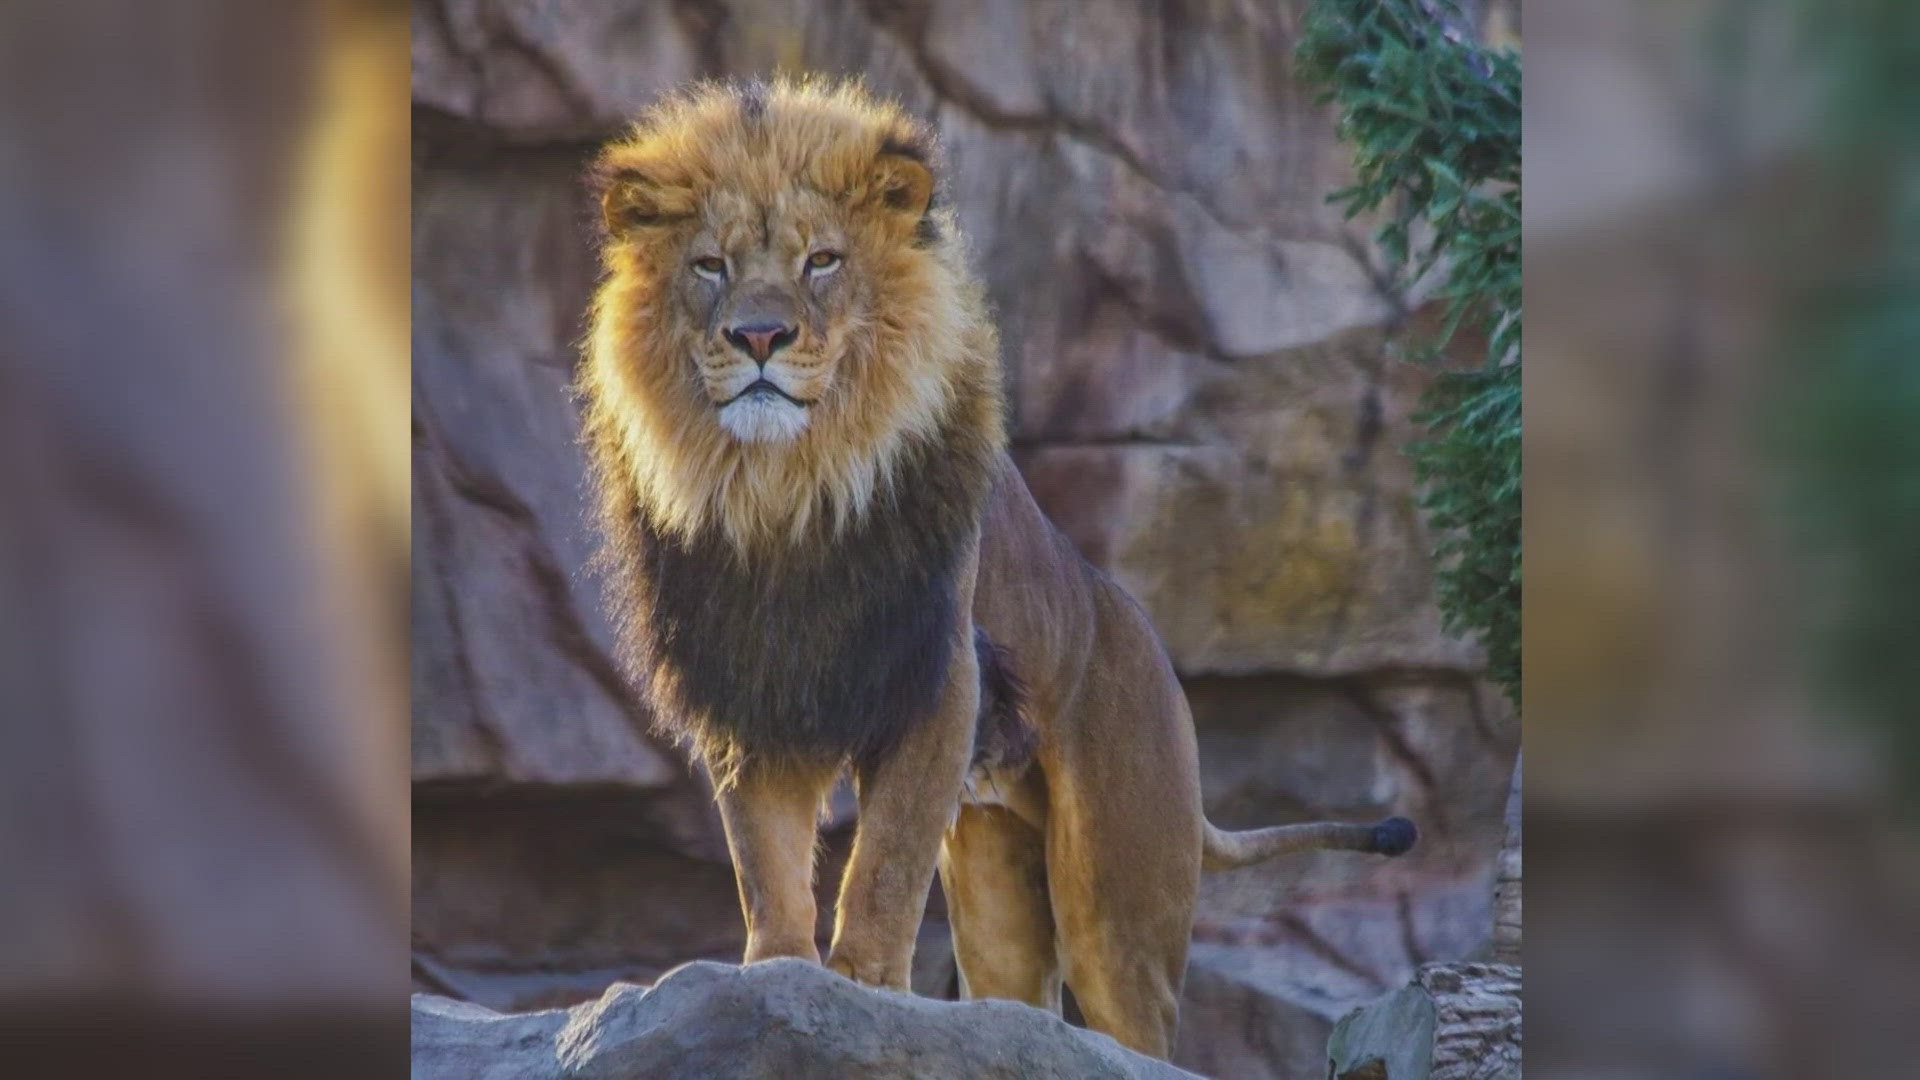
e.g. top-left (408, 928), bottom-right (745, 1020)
top-left (579, 76), bottom-right (1416, 1059)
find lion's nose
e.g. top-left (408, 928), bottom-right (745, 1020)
top-left (723, 320), bottom-right (798, 364)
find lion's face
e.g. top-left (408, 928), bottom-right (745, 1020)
top-left (583, 78), bottom-right (1001, 547)
top-left (669, 184), bottom-right (864, 444)
top-left (592, 80), bottom-right (946, 441)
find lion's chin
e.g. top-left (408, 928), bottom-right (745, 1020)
top-left (718, 394), bottom-right (810, 444)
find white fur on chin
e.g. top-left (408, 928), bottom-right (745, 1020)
top-left (718, 395), bottom-right (810, 443)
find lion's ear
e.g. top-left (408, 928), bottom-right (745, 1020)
top-left (868, 150), bottom-right (935, 223)
top-left (600, 168), bottom-right (693, 234)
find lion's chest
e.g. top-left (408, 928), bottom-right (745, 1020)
top-left (631, 474), bottom-right (979, 773)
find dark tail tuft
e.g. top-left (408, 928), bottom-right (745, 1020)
top-left (1370, 817), bottom-right (1418, 856)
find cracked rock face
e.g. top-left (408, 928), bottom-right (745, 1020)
top-left (411, 1), bottom-right (1519, 1073)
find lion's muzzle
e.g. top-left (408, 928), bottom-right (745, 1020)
top-left (722, 378), bottom-right (811, 408)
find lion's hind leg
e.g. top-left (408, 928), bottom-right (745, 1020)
top-left (940, 802), bottom-right (1061, 1012)
top-left (1046, 790), bottom-right (1195, 1060)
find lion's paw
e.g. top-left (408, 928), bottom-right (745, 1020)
top-left (826, 951), bottom-right (906, 991)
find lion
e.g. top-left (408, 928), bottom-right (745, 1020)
top-left (578, 76), bottom-right (1417, 1060)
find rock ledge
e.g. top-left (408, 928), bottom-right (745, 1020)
top-left (412, 958), bottom-right (1200, 1079)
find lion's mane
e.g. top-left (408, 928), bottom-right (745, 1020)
top-left (578, 77), bottom-right (1006, 783)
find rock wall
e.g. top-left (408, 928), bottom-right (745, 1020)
top-left (411, 1), bottom-right (1519, 1071)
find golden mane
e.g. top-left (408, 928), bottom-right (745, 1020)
top-left (579, 76), bottom-right (1004, 553)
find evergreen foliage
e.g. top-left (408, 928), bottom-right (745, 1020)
top-left (1297, 0), bottom-right (1522, 705)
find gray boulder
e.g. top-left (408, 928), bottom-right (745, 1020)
top-left (412, 958), bottom-right (1200, 1079)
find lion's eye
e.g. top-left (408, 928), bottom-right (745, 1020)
top-left (691, 256), bottom-right (726, 278)
top-left (805, 250), bottom-right (841, 274)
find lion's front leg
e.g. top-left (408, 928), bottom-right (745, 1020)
top-left (826, 631), bottom-right (979, 990)
top-left (715, 764), bottom-right (836, 965)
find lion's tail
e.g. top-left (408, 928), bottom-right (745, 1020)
top-left (1200, 816), bottom-right (1418, 872)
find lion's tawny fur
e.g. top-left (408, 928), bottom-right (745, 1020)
top-left (580, 76), bottom-right (1002, 553)
top-left (579, 77), bottom-right (1005, 782)
top-left (576, 76), bottom-right (1418, 1062)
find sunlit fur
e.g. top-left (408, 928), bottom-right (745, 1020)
top-left (718, 389), bottom-right (812, 443)
top-left (575, 83), bottom-right (1417, 1056)
top-left (579, 77), bottom-right (1007, 782)
top-left (580, 75), bottom-right (1003, 554)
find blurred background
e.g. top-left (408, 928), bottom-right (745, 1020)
top-left (0, 0), bottom-right (409, 1074)
top-left (409, 4), bottom-right (1517, 1078)
top-left (1528, 0), bottom-right (1920, 1075)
